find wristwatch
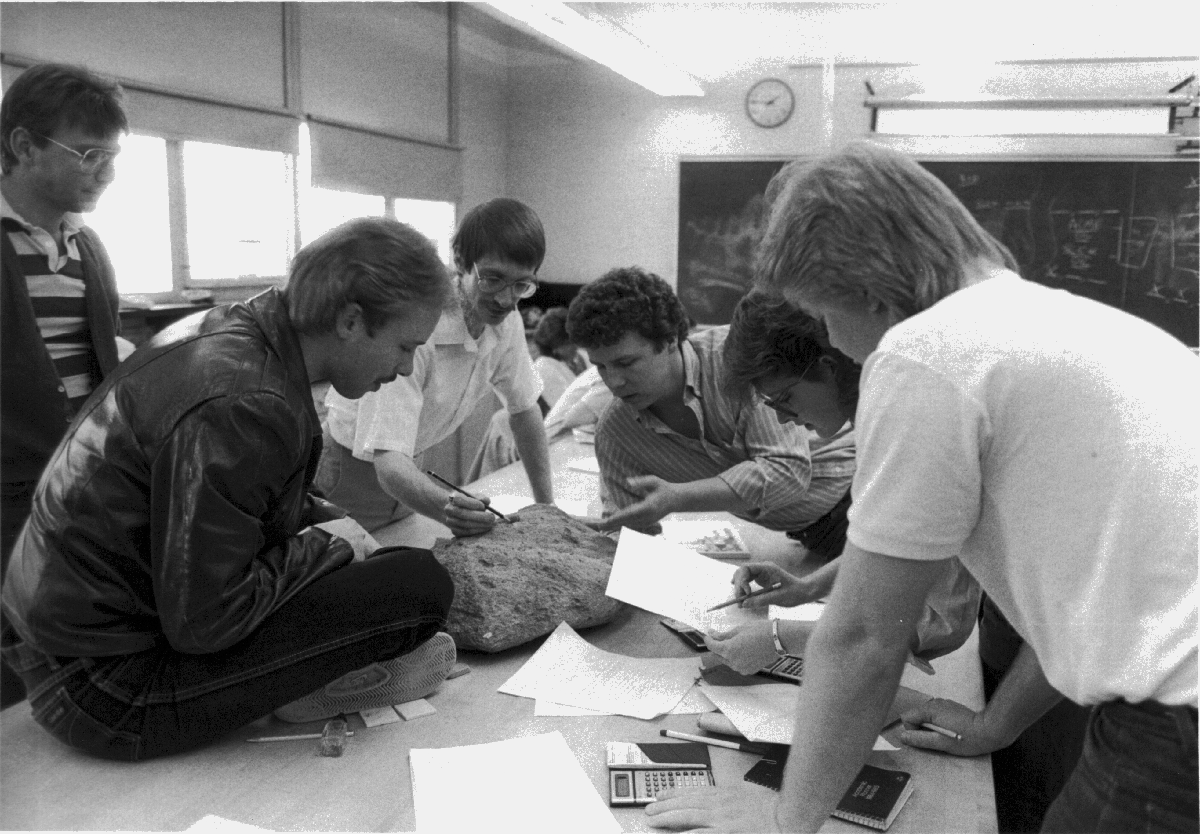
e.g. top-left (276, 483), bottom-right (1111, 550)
top-left (771, 618), bottom-right (786, 655)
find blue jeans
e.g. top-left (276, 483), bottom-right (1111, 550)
top-left (1041, 699), bottom-right (1198, 833)
top-left (1, 547), bottom-right (452, 761)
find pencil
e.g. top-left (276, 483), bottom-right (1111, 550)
top-left (246, 731), bottom-right (355, 743)
top-left (707, 582), bottom-right (784, 611)
top-left (425, 470), bottom-right (512, 523)
top-left (659, 729), bottom-right (769, 755)
top-left (920, 722), bottom-right (963, 741)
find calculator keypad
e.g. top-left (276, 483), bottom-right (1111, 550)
top-left (610, 768), bottom-right (715, 805)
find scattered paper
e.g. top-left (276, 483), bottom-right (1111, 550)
top-left (534, 684), bottom-right (715, 717)
top-left (500, 621), bottom-right (699, 719)
top-left (359, 706), bottom-right (402, 727)
top-left (660, 519), bottom-right (750, 558)
top-left (185, 816), bottom-right (268, 832)
top-left (396, 699), bottom-right (437, 721)
top-left (410, 731), bottom-right (620, 834)
top-left (567, 456), bottom-right (601, 473)
top-left (606, 528), bottom-right (766, 634)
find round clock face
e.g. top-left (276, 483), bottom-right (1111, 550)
top-left (746, 78), bottom-right (795, 128)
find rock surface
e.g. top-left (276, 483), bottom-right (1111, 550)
top-left (431, 503), bottom-right (624, 652)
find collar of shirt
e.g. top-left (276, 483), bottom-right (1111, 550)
top-left (1, 192), bottom-right (83, 238)
top-left (431, 301), bottom-right (505, 355)
top-left (634, 337), bottom-right (706, 435)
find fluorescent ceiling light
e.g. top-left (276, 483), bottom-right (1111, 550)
top-left (484, 2), bottom-right (704, 97)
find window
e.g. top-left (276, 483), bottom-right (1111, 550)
top-left (82, 134), bottom-right (172, 295)
top-left (301, 186), bottom-right (385, 246)
top-left (393, 198), bottom-right (456, 266)
top-left (183, 141), bottom-right (294, 284)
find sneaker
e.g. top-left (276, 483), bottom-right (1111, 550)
top-left (274, 632), bottom-right (456, 723)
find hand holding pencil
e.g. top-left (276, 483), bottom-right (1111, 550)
top-left (897, 696), bottom-right (993, 757)
top-left (426, 470), bottom-right (513, 537)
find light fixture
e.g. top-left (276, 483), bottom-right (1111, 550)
top-left (483, 2), bottom-right (704, 97)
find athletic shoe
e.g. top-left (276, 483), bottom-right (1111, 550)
top-left (274, 632), bottom-right (456, 723)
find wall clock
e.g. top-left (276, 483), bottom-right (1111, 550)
top-left (745, 78), bottom-right (795, 128)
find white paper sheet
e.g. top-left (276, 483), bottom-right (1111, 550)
top-left (567, 456), bottom-right (601, 473)
top-left (534, 684), bottom-right (716, 717)
top-left (606, 528), bottom-right (768, 634)
top-left (409, 731), bottom-right (620, 834)
top-left (698, 681), bottom-right (900, 750)
top-left (499, 621), bottom-right (700, 719)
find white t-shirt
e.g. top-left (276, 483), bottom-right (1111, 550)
top-left (848, 270), bottom-right (1197, 707)
top-left (532, 356), bottom-right (576, 410)
top-left (325, 305), bottom-right (542, 461)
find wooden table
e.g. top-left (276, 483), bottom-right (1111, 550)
top-left (0, 439), bottom-right (995, 832)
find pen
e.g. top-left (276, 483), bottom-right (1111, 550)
top-left (659, 729), bottom-right (769, 755)
top-left (707, 582), bottom-right (784, 611)
top-left (246, 731), bottom-right (356, 743)
top-left (425, 470), bottom-right (512, 524)
top-left (920, 723), bottom-right (963, 741)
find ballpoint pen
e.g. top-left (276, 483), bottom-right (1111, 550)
top-left (425, 470), bottom-right (513, 523)
top-left (707, 582), bottom-right (783, 611)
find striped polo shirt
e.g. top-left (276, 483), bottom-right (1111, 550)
top-left (595, 326), bottom-right (856, 532)
top-left (1, 202), bottom-right (101, 415)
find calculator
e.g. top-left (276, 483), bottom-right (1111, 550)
top-left (609, 767), bottom-right (715, 805)
top-left (606, 741), bottom-right (715, 806)
top-left (759, 654), bottom-right (804, 684)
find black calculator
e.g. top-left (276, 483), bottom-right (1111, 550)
top-left (759, 654), bottom-right (804, 684)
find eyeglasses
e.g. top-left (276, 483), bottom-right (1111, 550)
top-left (472, 265), bottom-right (538, 300)
top-left (757, 355), bottom-right (819, 417)
top-left (30, 132), bottom-right (120, 174)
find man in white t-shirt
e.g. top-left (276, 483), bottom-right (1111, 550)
top-left (317, 198), bottom-right (554, 536)
top-left (645, 143), bottom-right (1197, 834)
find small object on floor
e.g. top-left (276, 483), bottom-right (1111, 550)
top-left (273, 632), bottom-right (456, 722)
top-left (360, 705), bottom-right (403, 727)
top-left (317, 719), bottom-right (348, 757)
top-left (447, 662), bottom-right (472, 680)
top-left (396, 698), bottom-right (437, 720)
top-left (247, 731), bottom-right (356, 743)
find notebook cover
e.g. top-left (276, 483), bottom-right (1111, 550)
top-left (744, 755), bottom-right (913, 831)
top-left (606, 741), bottom-right (713, 769)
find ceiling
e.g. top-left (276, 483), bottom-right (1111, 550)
top-left (471, 1), bottom-right (1199, 81)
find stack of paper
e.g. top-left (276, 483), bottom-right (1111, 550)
top-left (410, 731), bottom-right (620, 833)
top-left (499, 622), bottom-right (700, 719)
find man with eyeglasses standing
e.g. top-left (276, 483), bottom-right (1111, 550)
top-left (1, 63), bottom-right (127, 708)
top-left (317, 198), bottom-right (554, 536)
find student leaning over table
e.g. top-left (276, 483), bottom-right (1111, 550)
top-left (1, 218), bottom-right (458, 760)
top-left (565, 266), bottom-right (856, 552)
top-left (645, 142), bottom-right (1198, 833)
top-left (318, 198), bottom-right (554, 537)
top-left (703, 289), bottom-right (979, 678)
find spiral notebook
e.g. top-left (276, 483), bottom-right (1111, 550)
top-left (744, 754), bottom-right (913, 831)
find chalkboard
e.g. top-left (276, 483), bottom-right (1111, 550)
top-left (677, 158), bottom-right (1199, 346)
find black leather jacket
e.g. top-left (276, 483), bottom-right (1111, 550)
top-left (2, 289), bottom-right (353, 657)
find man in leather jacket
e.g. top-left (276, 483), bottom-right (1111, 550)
top-left (1, 217), bottom-right (458, 760)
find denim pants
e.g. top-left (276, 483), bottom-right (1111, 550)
top-left (1041, 698), bottom-right (1199, 833)
top-left (1, 547), bottom-right (452, 762)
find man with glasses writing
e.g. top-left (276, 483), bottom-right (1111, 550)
top-left (1, 63), bottom-right (127, 707)
top-left (317, 198), bottom-right (554, 536)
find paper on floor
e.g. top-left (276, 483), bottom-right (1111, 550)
top-left (534, 684), bottom-right (715, 717)
top-left (606, 528), bottom-right (768, 634)
top-left (410, 731), bottom-right (620, 834)
top-left (499, 621), bottom-right (699, 719)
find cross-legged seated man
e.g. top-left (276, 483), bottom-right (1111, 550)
top-left (1, 218), bottom-right (457, 760)
top-left (565, 267), bottom-right (855, 542)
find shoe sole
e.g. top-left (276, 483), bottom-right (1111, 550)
top-left (275, 632), bottom-right (456, 723)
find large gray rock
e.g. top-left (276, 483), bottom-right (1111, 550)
top-left (431, 503), bottom-right (624, 652)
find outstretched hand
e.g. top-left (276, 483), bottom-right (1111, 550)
top-left (703, 621), bottom-right (778, 675)
top-left (645, 784), bottom-right (783, 832)
top-left (899, 697), bottom-right (1007, 757)
top-left (597, 475), bottom-right (678, 532)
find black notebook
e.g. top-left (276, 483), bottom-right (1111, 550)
top-left (744, 753), bottom-right (914, 831)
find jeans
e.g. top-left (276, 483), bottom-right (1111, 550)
top-left (1041, 699), bottom-right (1199, 834)
top-left (1, 546), bottom-right (452, 761)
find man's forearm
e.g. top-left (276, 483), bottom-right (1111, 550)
top-left (776, 619), bottom-right (910, 831)
top-left (978, 641), bottom-right (1064, 747)
top-left (510, 407), bottom-right (554, 503)
top-left (373, 450), bottom-right (451, 523)
top-left (667, 476), bottom-right (750, 514)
